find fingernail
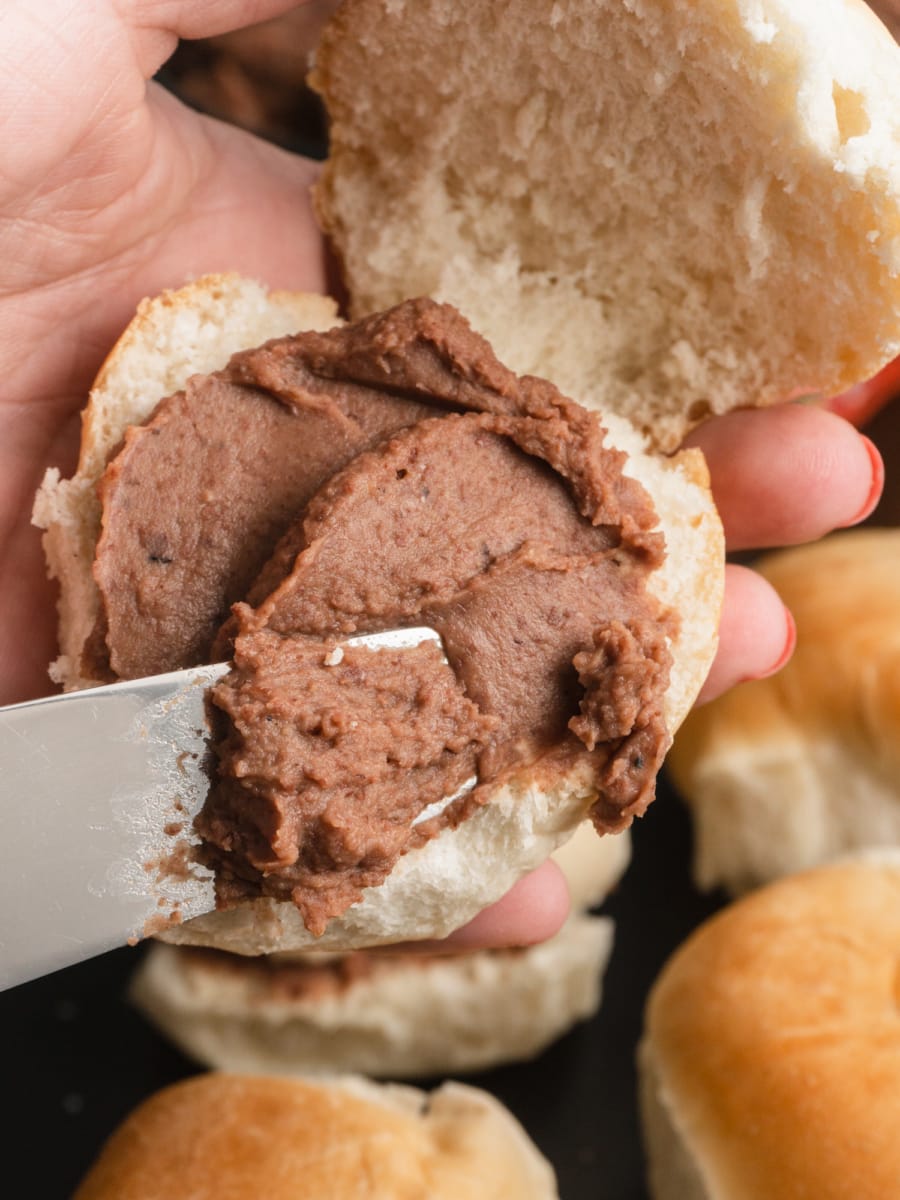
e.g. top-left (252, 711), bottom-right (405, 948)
top-left (759, 608), bottom-right (796, 680)
top-left (840, 435), bottom-right (884, 526)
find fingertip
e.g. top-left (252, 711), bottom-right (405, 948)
top-left (441, 859), bottom-right (571, 951)
top-left (696, 564), bottom-right (795, 705)
top-left (838, 435), bottom-right (883, 527)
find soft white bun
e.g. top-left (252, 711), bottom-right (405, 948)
top-left (131, 915), bottom-right (612, 1080)
top-left (72, 1072), bottom-right (558, 1199)
top-left (35, 274), bottom-right (720, 954)
top-left (129, 824), bottom-right (628, 1079)
top-left (639, 852), bottom-right (900, 1200)
top-left (668, 529), bottom-right (900, 894)
top-left (313, 0), bottom-right (900, 452)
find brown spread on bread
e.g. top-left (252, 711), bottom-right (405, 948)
top-left (90, 299), bottom-right (675, 935)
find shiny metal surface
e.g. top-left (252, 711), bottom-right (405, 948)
top-left (0, 663), bottom-right (226, 990)
top-left (0, 627), bottom-right (469, 990)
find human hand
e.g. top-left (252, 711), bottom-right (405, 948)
top-left (1, 0), bottom-right (326, 706)
top-left (0, 2), bottom-right (885, 951)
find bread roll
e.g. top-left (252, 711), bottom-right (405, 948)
top-left (34, 273), bottom-right (721, 954)
top-left (72, 1072), bottom-right (558, 1199)
top-left (639, 853), bottom-right (900, 1200)
top-left (130, 916), bottom-right (611, 1080)
top-left (668, 529), bottom-right (900, 894)
top-left (38, 0), bottom-right (900, 957)
top-left (313, 0), bottom-right (900, 452)
top-left (129, 824), bottom-right (629, 1079)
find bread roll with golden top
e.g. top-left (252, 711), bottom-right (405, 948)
top-left (313, 0), bottom-right (900, 452)
top-left (130, 915), bottom-right (613, 1081)
top-left (639, 853), bottom-right (900, 1200)
top-left (668, 528), bottom-right (900, 894)
top-left (72, 1073), bottom-right (558, 1199)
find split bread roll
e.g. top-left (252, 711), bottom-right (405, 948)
top-left (668, 529), bottom-right (900, 894)
top-left (72, 1072), bottom-right (558, 1199)
top-left (37, 0), bottom-right (900, 955)
top-left (313, 0), bottom-right (900, 452)
top-left (639, 853), bottom-right (900, 1200)
top-left (33, 273), bottom-right (720, 954)
top-left (129, 824), bottom-right (629, 1079)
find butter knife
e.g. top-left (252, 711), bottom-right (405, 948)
top-left (0, 627), bottom-right (471, 991)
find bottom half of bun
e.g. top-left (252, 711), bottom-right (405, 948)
top-left (133, 824), bottom-right (628, 1078)
top-left (36, 275), bottom-right (722, 956)
top-left (132, 914), bottom-right (613, 1081)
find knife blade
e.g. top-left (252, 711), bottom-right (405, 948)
top-left (0, 627), bottom-right (472, 991)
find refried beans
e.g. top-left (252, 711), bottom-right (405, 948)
top-left (90, 298), bottom-right (676, 935)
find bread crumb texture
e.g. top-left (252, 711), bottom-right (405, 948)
top-left (314, 0), bottom-right (900, 450)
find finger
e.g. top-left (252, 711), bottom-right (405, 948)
top-left (131, 1), bottom-right (309, 39)
top-left (124, 1), bottom-right (320, 76)
top-left (695, 563), bottom-right (795, 706)
top-left (823, 357), bottom-right (900, 428)
top-left (398, 860), bottom-right (571, 955)
top-left (684, 405), bottom-right (882, 551)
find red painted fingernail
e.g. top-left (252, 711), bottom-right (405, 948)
top-left (840, 435), bottom-right (884, 527)
top-left (760, 608), bottom-right (796, 679)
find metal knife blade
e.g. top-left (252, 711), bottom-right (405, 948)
top-left (0, 627), bottom-right (472, 991)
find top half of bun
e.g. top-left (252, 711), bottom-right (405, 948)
top-left (73, 1073), bottom-right (558, 1200)
top-left (312, 0), bottom-right (900, 452)
top-left (640, 852), bottom-right (900, 1200)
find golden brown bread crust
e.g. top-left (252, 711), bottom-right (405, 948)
top-left (72, 1073), bottom-right (559, 1199)
top-left (641, 854), bottom-right (900, 1200)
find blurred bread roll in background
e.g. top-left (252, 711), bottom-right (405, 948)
top-left (668, 528), bottom-right (900, 894)
top-left (130, 825), bottom-right (629, 1079)
top-left (73, 1073), bottom-right (558, 1199)
top-left (639, 853), bottom-right (900, 1200)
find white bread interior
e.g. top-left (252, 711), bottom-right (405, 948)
top-left (639, 852), bottom-right (900, 1200)
top-left (313, 0), bottom-right (900, 452)
top-left (668, 529), bottom-right (900, 895)
top-left (35, 273), bottom-right (720, 954)
top-left (129, 823), bottom-right (628, 1079)
top-left (72, 1072), bottom-right (558, 1199)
